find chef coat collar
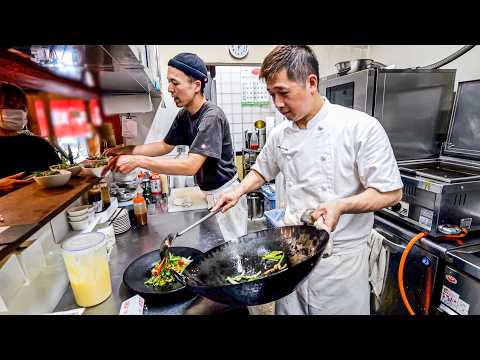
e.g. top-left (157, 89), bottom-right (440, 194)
top-left (289, 96), bottom-right (331, 131)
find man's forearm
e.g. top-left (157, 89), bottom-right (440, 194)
top-left (338, 188), bottom-right (402, 215)
top-left (131, 142), bottom-right (173, 157)
top-left (233, 170), bottom-right (266, 197)
top-left (135, 156), bottom-right (197, 176)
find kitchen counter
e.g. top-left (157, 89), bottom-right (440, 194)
top-left (54, 208), bottom-right (270, 315)
top-left (0, 177), bottom-right (99, 261)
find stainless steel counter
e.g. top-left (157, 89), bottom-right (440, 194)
top-left (54, 208), bottom-right (270, 315)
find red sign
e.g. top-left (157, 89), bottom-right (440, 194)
top-left (445, 275), bottom-right (457, 285)
top-left (89, 98), bottom-right (102, 126)
top-left (34, 100), bottom-right (49, 137)
top-left (50, 99), bottom-right (89, 138)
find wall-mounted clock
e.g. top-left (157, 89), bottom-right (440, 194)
top-left (229, 45), bottom-right (249, 59)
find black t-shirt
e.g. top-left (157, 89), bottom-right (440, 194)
top-left (164, 102), bottom-right (237, 191)
top-left (0, 134), bottom-right (61, 178)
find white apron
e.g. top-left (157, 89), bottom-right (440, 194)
top-left (202, 175), bottom-right (248, 241)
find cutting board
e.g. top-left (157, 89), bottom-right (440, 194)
top-left (168, 186), bottom-right (208, 213)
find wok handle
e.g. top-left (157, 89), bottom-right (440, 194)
top-left (177, 208), bottom-right (221, 237)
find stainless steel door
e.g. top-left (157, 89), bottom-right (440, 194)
top-left (374, 69), bottom-right (456, 161)
top-left (319, 68), bottom-right (375, 115)
top-left (373, 226), bottom-right (440, 315)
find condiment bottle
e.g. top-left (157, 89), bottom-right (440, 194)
top-left (88, 185), bottom-right (103, 213)
top-left (100, 180), bottom-right (111, 211)
top-left (133, 191), bottom-right (148, 226)
top-left (151, 173), bottom-right (161, 199)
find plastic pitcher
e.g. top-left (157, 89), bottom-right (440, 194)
top-left (61, 232), bottom-right (112, 307)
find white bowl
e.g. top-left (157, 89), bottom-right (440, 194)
top-left (82, 165), bottom-right (109, 178)
top-left (68, 213), bottom-right (90, 222)
top-left (67, 205), bottom-right (92, 217)
top-left (69, 218), bottom-right (91, 231)
top-left (34, 170), bottom-right (71, 188)
top-left (50, 164), bottom-right (82, 177)
top-left (113, 168), bottom-right (139, 182)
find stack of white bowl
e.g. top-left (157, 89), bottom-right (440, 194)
top-left (112, 208), bottom-right (131, 235)
top-left (67, 205), bottom-right (95, 231)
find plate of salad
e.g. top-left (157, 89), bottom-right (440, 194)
top-left (122, 246), bottom-right (203, 302)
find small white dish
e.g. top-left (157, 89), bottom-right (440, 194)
top-left (67, 205), bottom-right (92, 217)
top-left (68, 213), bottom-right (89, 222)
top-left (69, 218), bottom-right (91, 231)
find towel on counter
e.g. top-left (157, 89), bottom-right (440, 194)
top-left (368, 229), bottom-right (388, 299)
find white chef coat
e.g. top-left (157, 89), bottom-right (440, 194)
top-left (251, 97), bottom-right (403, 314)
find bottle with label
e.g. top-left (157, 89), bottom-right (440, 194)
top-left (160, 174), bottom-right (169, 196)
top-left (142, 176), bottom-right (153, 205)
top-left (133, 191), bottom-right (148, 226)
top-left (99, 180), bottom-right (111, 211)
top-left (88, 185), bottom-right (103, 213)
top-left (151, 173), bottom-right (161, 195)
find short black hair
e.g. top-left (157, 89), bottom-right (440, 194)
top-left (260, 45), bottom-right (319, 88)
top-left (0, 82), bottom-right (28, 109)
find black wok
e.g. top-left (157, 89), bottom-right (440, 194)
top-left (173, 226), bottom-right (329, 306)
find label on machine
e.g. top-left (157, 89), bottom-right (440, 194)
top-left (419, 208), bottom-right (434, 230)
top-left (440, 285), bottom-right (470, 315)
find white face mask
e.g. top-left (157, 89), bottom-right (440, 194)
top-left (0, 109), bottom-right (28, 131)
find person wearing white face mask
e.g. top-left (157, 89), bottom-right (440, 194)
top-left (213, 46), bottom-right (403, 315)
top-left (0, 82), bottom-right (60, 195)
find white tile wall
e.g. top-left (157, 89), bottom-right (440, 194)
top-left (215, 65), bottom-right (280, 152)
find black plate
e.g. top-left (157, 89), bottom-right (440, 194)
top-left (122, 246), bottom-right (204, 303)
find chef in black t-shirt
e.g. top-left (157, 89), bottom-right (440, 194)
top-left (104, 53), bottom-right (247, 240)
top-left (0, 82), bottom-right (60, 196)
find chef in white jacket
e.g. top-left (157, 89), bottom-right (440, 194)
top-left (212, 45), bottom-right (403, 315)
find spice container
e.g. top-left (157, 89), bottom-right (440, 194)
top-left (88, 185), bottom-right (103, 213)
top-left (99, 180), bottom-right (111, 211)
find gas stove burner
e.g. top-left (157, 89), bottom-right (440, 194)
top-left (438, 224), bottom-right (463, 235)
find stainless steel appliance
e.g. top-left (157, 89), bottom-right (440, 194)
top-left (247, 192), bottom-right (264, 220)
top-left (437, 244), bottom-right (480, 314)
top-left (372, 214), bottom-right (443, 315)
top-left (381, 80), bottom-right (480, 237)
top-left (319, 68), bottom-right (456, 161)
top-left (373, 213), bottom-right (480, 315)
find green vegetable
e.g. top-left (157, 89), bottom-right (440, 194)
top-left (33, 170), bottom-right (61, 177)
top-left (144, 253), bottom-right (192, 288)
top-left (226, 250), bottom-right (288, 285)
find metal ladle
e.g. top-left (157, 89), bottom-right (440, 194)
top-left (158, 208), bottom-right (222, 265)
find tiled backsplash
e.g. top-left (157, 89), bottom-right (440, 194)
top-left (215, 66), bottom-right (283, 152)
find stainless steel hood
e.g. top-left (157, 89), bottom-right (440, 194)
top-left (27, 45), bottom-right (162, 97)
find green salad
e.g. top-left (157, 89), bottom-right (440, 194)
top-left (33, 169), bottom-right (61, 177)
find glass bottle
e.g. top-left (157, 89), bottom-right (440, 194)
top-left (100, 180), bottom-right (111, 211)
top-left (88, 185), bottom-right (103, 213)
top-left (250, 131), bottom-right (259, 150)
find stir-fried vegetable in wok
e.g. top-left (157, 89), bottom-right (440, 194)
top-left (225, 250), bottom-right (287, 285)
top-left (144, 253), bottom-right (192, 288)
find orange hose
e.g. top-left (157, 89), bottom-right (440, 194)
top-left (398, 232), bottom-right (427, 315)
top-left (398, 228), bottom-right (468, 316)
